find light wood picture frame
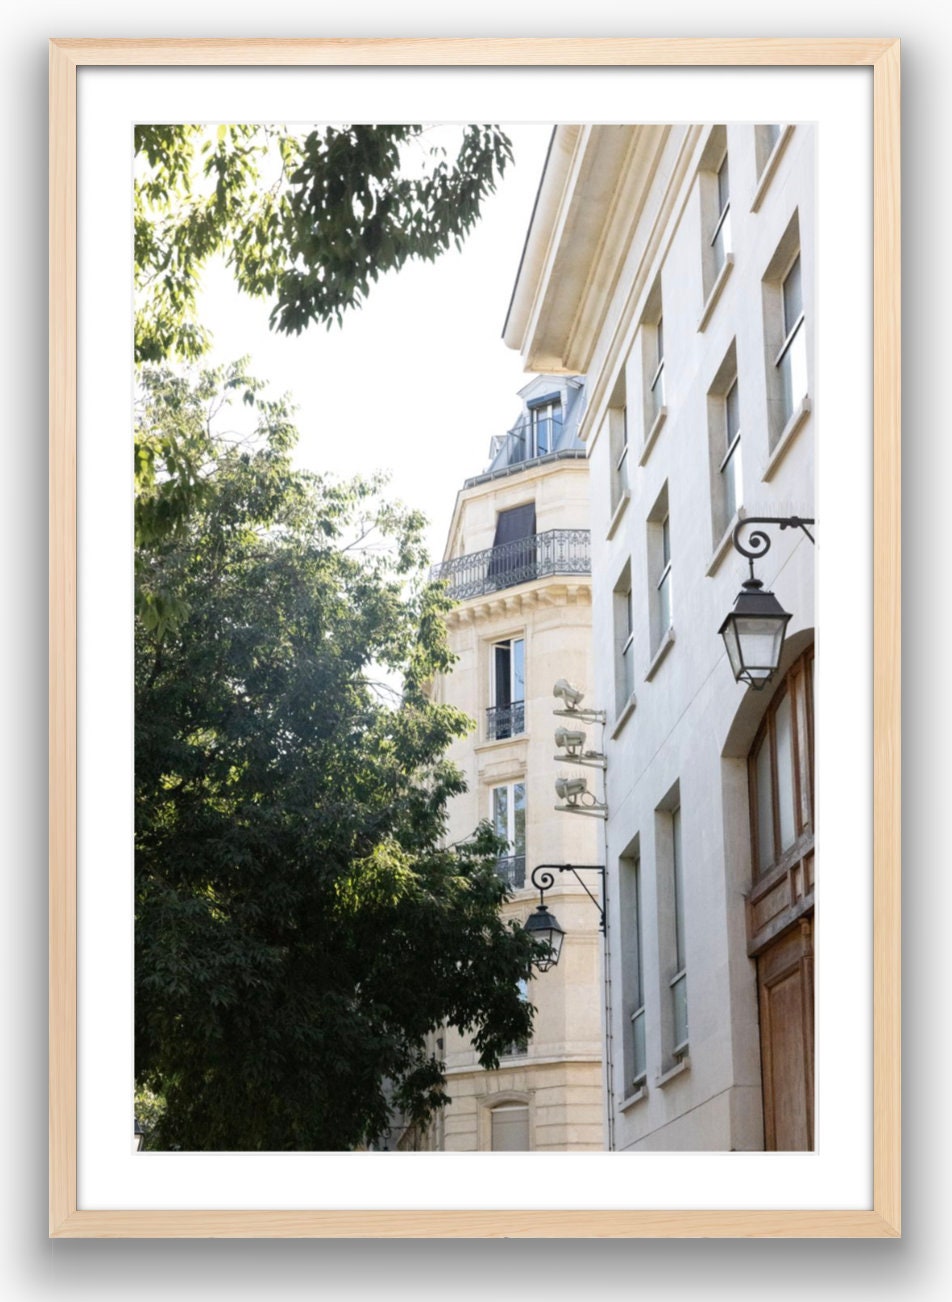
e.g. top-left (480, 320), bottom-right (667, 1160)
top-left (49, 36), bottom-right (901, 1238)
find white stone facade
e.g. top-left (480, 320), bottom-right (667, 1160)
top-left (505, 124), bottom-right (816, 1151)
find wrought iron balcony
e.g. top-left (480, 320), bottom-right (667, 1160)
top-left (494, 855), bottom-right (526, 889)
top-left (486, 700), bottom-right (525, 741)
top-left (431, 529), bottom-right (591, 602)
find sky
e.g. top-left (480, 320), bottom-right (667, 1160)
top-left (196, 124), bottom-right (554, 568)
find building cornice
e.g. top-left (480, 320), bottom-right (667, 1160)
top-left (443, 579), bottom-right (592, 629)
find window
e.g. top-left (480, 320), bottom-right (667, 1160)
top-left (487, 502), bottom-right (537, 587)
top-left (698, 127), bottom-right (733, 318)
top-left (502, 978), bottom-right (530, 1058)
top-left (762, 212), bottom-right (808, 448)
top-left (649, 315), bottom-right (666, 423)
top-left (712, 150), bottom-right (732, 274)
top-left (749, 649), bottom-right (814, 880)
top-left (488, 637), bottom-right (525, 740)
top-left (492, 781), bottom-right (526, 888)
top-left (778, 253), bottom-right (807, 424)
top-left (756, 123), bottom-right (782, 174)
top-left (621, 848), bottom-right (647, 1089)
top-left (707, 343), bottom-right (743, 542)
top-left (528, 396), bottom-right (561, 457)
top-left (647, 486), bottom-right (673, 655)
top-left (490, 1103), bottom-right (529, 1151)
top-left (609, 404), bottom-right (629, 513)
top-left (670, 806), bottom-right (688, 1059)
top-left (614, 565), bottom-right (635, 714)
top-left (639, 277), bottom-right (666, 450)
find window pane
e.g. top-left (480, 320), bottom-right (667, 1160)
top-left (512, 638), bottom-right (525, 702)
top-left (717, 153), bottom-right (730, 212)
top-left (783, 255), bottom-right (803, 334)
top-left (493, 786), bottom-right (508, 841)
top-left (658, 568), bottom-right (671, 634)
top-left (661, 516), bottom-right (671, 566)
top-left (780, 321), bottom-right (808, 420)
top-left (726, 380), bottom-right (740, 443)
top-left (656, 317), bottom-right (664, 365)
top-left (722, 441), bottom-right (741, 522)
top-left (775, 692), bottom-right (797, 850)
top-left (755, 735), bottom-right (774, 872)
top-left (513, 782), bottom-right (526, 856)
top-left (712, 206), bottom-right (731, 269)
top-left (672, 972), bottom-right (688, 1051)
top-left (651, 362), bottom-right (665, 418)
top-left (631, 1007), bottom-right (646, 1083)
top-left (672, 807), bottom-right (685, 970)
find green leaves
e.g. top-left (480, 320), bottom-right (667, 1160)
top-left (135, 123), bottom-right (512, 362)
top-left (135, 367), bottom-right (535, 1151)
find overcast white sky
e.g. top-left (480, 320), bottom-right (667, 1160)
top-left (197, 124), bottom-right (554, 567)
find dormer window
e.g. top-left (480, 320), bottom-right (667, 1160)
top-left (527, 396), bottom-right (561, 457)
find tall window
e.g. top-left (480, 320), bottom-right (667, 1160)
top-left (621, 851), bottom-right (647, 1089)
top-left (754, 123), bottom-right (785, 180)
top-left (488, 637), bottom-right (525, 740)
top-left (649, 315), bottom-right (666, 423)
top-left (614, 566), bottom-right (635, 714)
top-left (487, 502), bottom-right (537, 588)
top-left (762, 213), bottom-right (808, 448)
top-left (528, 397), bottom-right (561, 457)
top-left (711, 150), bottom-right (732, 273)
top-left (492, 782), bottom-right (526, 888)
top-left (502, 978), bottom-right (530, 1058)
top-left (707, 343), bottom-right (744, 545)
top-left (670, 806), bottom-right (688, 1060)
top-left (777, 253), bottom-right (807, 426)
top-left (749, 649), bottom-right (814, 879)
top-left (610, 404), bottom-right (629, 513)
top-left (647, 485), bottom-right (673, 659)
top-left (640, 277), bottom-right (666, 450)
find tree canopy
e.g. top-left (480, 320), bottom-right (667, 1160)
top-left (135, 367), bottom-right (538, 1151)
top-left (135, 123), bottom-right (513, 364)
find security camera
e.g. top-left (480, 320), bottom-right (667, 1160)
top-left (555, 775), bottom-right (588, 804)
top-left (553, 678), bottom-right (584, 709)
top-left (555, 726), bottom-right (587, 754)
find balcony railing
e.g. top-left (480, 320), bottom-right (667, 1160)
top-left (431, 529), bottom-right (591, 602)
top-left (494, 855), bottom-right (526, 889)
top-left (486, 700), bottom-right (525, 741)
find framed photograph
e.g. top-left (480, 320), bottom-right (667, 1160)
top-left (49, 37), bottom-right (900, 1238)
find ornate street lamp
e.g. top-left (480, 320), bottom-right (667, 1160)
top-left (523, 864), bottom-right (605, 972)
top-left (523, 902), bottom-right (565, 972)
top-left (720, 516), bottom-right (815, 690)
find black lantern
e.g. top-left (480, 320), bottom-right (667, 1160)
top-left (719, 577), bottom-right (792, 690)
top-left (134, 1118), bottom-right (145, 1152)
top-left (523, 903), bottom-right (565, 972)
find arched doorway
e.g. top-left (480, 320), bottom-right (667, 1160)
top-left (746, 646), bottom-right (814, 1150)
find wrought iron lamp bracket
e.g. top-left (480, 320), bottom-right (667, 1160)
top-left (529, 863), bottom-right (606, 933)
top-left (732, 515), bottom-right (816, 580)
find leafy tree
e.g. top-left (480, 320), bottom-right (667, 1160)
top-left (135, 366), bottom-right (538, 1151)
top-left (135, 123), bottom-right (513, 364)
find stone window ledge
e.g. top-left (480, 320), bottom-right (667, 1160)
top-left (619, 1084), bottom-right (648, 1112)
top-left (763, 395), bottom-right (811, 483)
top-left (644, 627), bottom-right (675, 682)
top-left (697, 254), bottom-right (734, 333)
top-left (638, 407), bottom-right (668, 466)
top-left (606, 489), bottom-right (631, 541)
top-left (610, 692), bottom-right (637, 739)
top-left (656, 1056), bottom-right (690, 1088)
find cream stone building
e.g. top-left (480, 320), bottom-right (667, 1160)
top-left (421, 375), bottom-right (606, 1152)
top-left (505, 125), bottom-right (816, 1151)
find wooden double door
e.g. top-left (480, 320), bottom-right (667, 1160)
top-left (746, 648), bottom-right (815, 1151)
